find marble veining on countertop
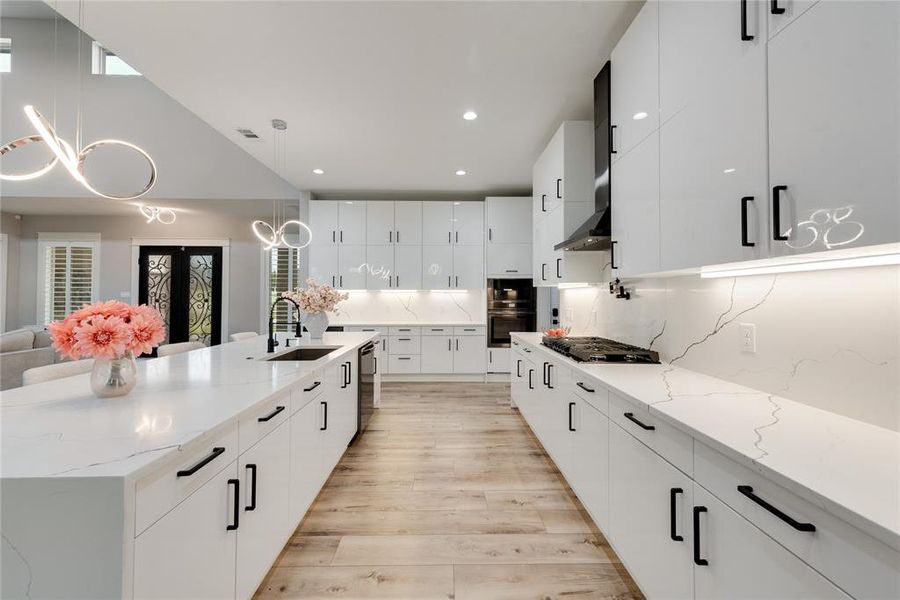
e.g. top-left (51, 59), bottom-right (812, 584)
top-left (0, 332), bottom-right (375, 481)
top-left (512, 332), bottom-right (900, 551)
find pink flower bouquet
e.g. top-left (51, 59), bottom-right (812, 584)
top-left (48, 300), bottom-right (166, 360)
top-left (282, 278), bottom-right (349, 315)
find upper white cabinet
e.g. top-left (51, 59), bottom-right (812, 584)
top-left (309, 245), bottom-right (338, 287)
top-left (767, 0), bottom-right (899, 256)
top-left (309, 201), bottom-right (338, 245)
top-left (453, 202), bottom-right (485, 245)
top-left (422, 202), bottom-right (454, 245)
top-left (337, 201), bottom-right (366, 245)
top-left (610, 0), bottom-right (659, 160)
top-left (366, 201), bottom-right (396, 245)
top-left (486, 196), bottom-right (532, 276)
top-left (422, 245), bottom-right (453, 289)
top-left (365, 245), bottom-right (395, 290)
top-left (394, 201), bottom-right (423, 245)
top-left (338, 245), bottom-right (366, 289)
top-left (452, 245), bottom-right (485, 289)
top-left (611, 132), bottom-right (660, 276)
top-left (767, 0), bottom-right (819, 39)
top-left (394, 246), bottom-right (422, 290)
top-left (658, 0), bottom-right (769, 270)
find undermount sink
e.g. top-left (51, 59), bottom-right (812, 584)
top-left (264, 346), bottom-right (340, 361)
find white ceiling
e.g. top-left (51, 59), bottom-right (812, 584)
top-left (46, 1), bottom-right (639, 199)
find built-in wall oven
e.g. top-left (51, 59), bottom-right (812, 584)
top-left (487, 278), bottom-right (536, 348)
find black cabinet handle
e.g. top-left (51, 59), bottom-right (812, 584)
top-left (396, 230), bottom-right (400, 243)
top-left (528, 369), bottom-right (534, 389)
top-left (568, 402), bottom-right (576, 432)
top-left (456, 339), bottom-right (460, 351)
top-left (257, 405), bottom-right (285, 422)
top-left (320, 401), bottom-right (328, 430)
top-left (245, 464), bottom-right (257, 511)
top-left (448, 231), bottom-right (451, 243)
top-left (556, 258), bottom-right (561, 278)
top-left (345, 361), bottom-right (352, 385)
top-left (556, 178), bottom-right (562, 199)
top-left (332, 231), bottom-right (336, 243)
top-left (693, 506), bottom-right (708, 565)
top-left (610, 125), bottom-right (617, 154)
top-left (740, 0), bottom-right (754, 40)
top-left (771, 0), bottom-right (785, 14)
top-left (576, 382), bottom-right (595, 393)
top-left (373, 356), bottom-right (377, 375)
top-left (177, 447), bottom-right (225, 477)
top-left (772, 185), bottom-right (789, 241)
top-left (448, 338), bottom-right (452, 351)
top-left (398, 337), bottom-right (412, 341)
top-left (456, 231), bottom-right (459, 243)
top-left (488, 228), bottom-right (492, 241)
top-left (340, 363), bottom-right (347, 389)
top-left (398, 357), bottom-right (411, 360)
top-left (670, 488), bottom-right (684, 541)
top-left (395, 275), bottom-right (399, 287)
top-left (541, 263), bottom-right (547, 281)
top-left (303, 381), bottom-right (321, 393)
top-left (546, 364), bottom-right (554, 389)
top-left (737, 485), bottom-right (816, 532)
top-left (227, 478), bottom-right (240, 531)
top-left (516, 359), bottom-right (522, 377)
top-left (541, 194), bottom-right (547, 212)
top-left (623, 412), bottom-right (655, 431)
top-left (505, 269), bottom-right (518, 273)
top-left (610, 241), bottom-right (618, 269)
top-left (339, 275), bottom-right (343, 287)
top-left (340, 230), bottom-right (343, 243)
top-left (542, 362), bottom-right (549, 386)
top-left (741, 196), bottom-right (755, 247)
top-left (389, 231), bottom-right (393, 243)
top-left (464, 328), bottom-right (476, 331)
top-left (455, 275), bottom-right (459, 288)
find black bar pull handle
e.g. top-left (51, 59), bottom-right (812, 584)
top-left (177, 446), bottom-right (225, 477)
top-left (568, 402), bottom-right (576, 432)
top-left (332, 231), bottom-right (335, 243)
top-left (227, 478), bottom-right (240, 531)
top-left (303, 381), bottom-right (321, 393)
top-left (346, 361), bottom-right (352, 385)
top-left (340, 230), bottom-right (343, 243)
top-left (771, 0), bottom-right (785, 14)
top-left (610, 240), bottom-right (618, 269)
top-left (320, 401), bottom-right (328, 430)
top-left (772, 185), bottom-right (789, 241)
top-left (456, 339), bottom-right (460, 351)
top-left (741, 0), bottom-right (754, 40)
top-left (556, 178), bottom-right (562, 199)
top-left (541, 194), bottom-right (547, 212)
top-left (456, 275), bottom-right (459, 288)
top-left (389, 230), bottom-right (393, 243)
top-left (737, 485), bottom-right (816, 532)
top-left (693, 506), bottom-right (708, 565)
top-left (741, 196), bottom-right (755, 247)
top-left (576, 382), bottom-right (595, 393)
top-left (257, 405), bottom-right (285, 422)
top-left (623, 412), bottom-right (655, 431)
top-left (541, 263), bottom-right (547, 281)
top-left (556, 258), bottom-right (561, 279)
top-left (610, 125), bottom-right (617, 154)
top-left (245, 464), bottom-right (257, 511)
top-left (396, 230), bottom-right (400, 243)
top-left (373, 356), bottom-right (377, 375)
top-left (542, 362), bottom-right (549, 386)
top-left (340, 363), bottom-right (347, 389)
top-left (488, 228), bottom-right (492, 241)
top-left (528, 368), bottom-right (534, 389)
top-left (516, 359), bottom-right (522, 377)
top-left (670, 488), bottom-right (684, 541)
top-left (546, 364), bottom-right (554, 389)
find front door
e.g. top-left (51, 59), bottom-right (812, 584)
top-left (138, 246), bottom-right (222, 349)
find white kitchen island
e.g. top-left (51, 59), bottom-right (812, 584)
top-left (0, 332), bottom-right (376, 600)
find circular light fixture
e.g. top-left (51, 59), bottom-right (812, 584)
top-left (312, 168), bottom-right (324, 175)
top-left (455, 170), bottom-right (466, 176)
top-left (632, 111), bottom-right (648, 120)
top-left (462, 111), bottom-right (478, 121)
top-left (0, 135), bottom-right (59, 181)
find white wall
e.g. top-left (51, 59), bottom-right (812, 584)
top-left (0, 17), bottom-right (296, 201)
top-left (559, 260), bottom-right (900, 432)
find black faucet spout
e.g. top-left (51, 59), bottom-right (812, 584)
top-left (268, 297), bottom-right (303, 353)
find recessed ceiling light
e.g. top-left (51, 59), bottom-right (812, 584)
top-left (312, 168), bottom-right (324, 175)
top-left (462, 111), bottom-right (478, 121)
top-left (632, 112), bottom-right (648, 120)
top-left (723, 168), bottom-right (736, 174)
top-left (455, 170), bottom-right (466, 176)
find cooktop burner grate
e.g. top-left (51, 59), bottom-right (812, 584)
top-left (541, 336), bottom-right (660, 364)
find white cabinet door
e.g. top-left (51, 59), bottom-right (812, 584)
top-left (453, 202), bottom-right (485, 245)
top-left (394, 201), bottom-right (423, 245)
top-left (487, 243), bottom-right (532, 277)
top-left (393, 246), bottom-right (422, 290)
top-left (422, 201), bottom-right (453, 245)
top-left (337, 245), bottom-right (366, 290)
top-left (422, 245), bottom-right (453, 289)
top-left (365, 245), bottom-right (394, 290)
top-left (486, 197), bottom-right (531, 244)
top-left (542, 130), bottom-right (565, 215)
top-left (133, 461), bottom-right (238, 600)
top-left (309, 200), bottom-right (338, 245)
top-left (337, 201), bottom-right (367, 245)
top-left (421, 335), bottom-right (453, 373)
top-left (693, 485), bottom-right (850, 600)
top-left (611, 132), bottom-right (660, 277)
top-left (366, 201), bottom-right (395, 246)
top-left (289, 398), bottom-right (324, 524)
top-left (658, 0), bottom-right (769, 271)
top-left (608, 423), bottom-right (694, 600)
top-left (308, 245), bottom-right (338, 287)
top-left (571, 398), bottom-right (610, 532)
top-left (452, 245), bottom-right (484, 289)
top-left (236, 423), bottom-right (291, 600)
top-left (767, 0), bottom-right (819, 39)
top-left (768, 0), bottom-right (899, 256)
top-left (487, 347), bottom-right (510, 373)
top-left (453, 335), bottom-right (486, 373)
top-left (610, 0), bottom-right (659, 161)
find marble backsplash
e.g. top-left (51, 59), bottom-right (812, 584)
top-left (559, 263), bottom-right (900, 431)
top-left (330, 290), bottom-right (486, 324)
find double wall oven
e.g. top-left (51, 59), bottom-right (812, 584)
top-left (487, 278), bottom-right (536, 348)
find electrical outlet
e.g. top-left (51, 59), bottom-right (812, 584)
top-left (739, 323), bottom-right (757, 353)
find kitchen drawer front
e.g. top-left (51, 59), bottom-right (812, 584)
top-left (389, 335), bottom-right (421, 354)
top-left (389, 354), bottom-right (421, 373)
top-left (694, 442), bottom-right (900, 600)
top-left (291, 373), bottom-right (325, 414)
top-left (453, 326), bottom-right (486, 336)
top-left (344, 325), bottom-right (388, 335)
top-left (389, 326), bottom-right (421, 336)
top-left (422, 326), bottom-right (453, 336)
top-left (135, 422), bottom-right (239, 535)
top-left (570, 375), bottom-right (608, 415)
top-left (609, 391), bottom-right (693, 477)
top-left (238, 389), bottom-right (291, 453)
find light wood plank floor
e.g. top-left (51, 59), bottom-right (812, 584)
top-left (255, 382), bottom-right (642, 600)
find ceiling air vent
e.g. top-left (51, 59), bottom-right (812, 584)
top-left (237, 128), bottom-right (259, 139)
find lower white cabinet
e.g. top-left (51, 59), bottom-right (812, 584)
top-left (289, 396), bottom-right (326, 522)
top-left (487, 347), bottom-right (509, 373)
top-left (421, 335), bottom-right (453, 373)
top-left (453, 335), bottom-right (486, 373)
top-left (133, 461), bottom-right (239, 600)
top-left (569, 396), bottom-right (610, 532)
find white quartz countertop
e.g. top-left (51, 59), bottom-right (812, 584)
top-left (0, 332), bottom-right (375, 481)
top-left (331, 321), bottom-right (486, 327)
top-left (512, 332), bottom-right (900, 551)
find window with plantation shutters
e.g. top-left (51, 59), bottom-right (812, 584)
top-left (37, 234), bottom-right (100, 324)
top-left (268, 247), bottom-right (301, 332)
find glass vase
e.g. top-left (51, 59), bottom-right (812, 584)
top-left (90, 351), bottom-right (138, 398)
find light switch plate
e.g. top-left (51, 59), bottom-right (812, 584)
top-left (739, 323), bottom-right (757, 353)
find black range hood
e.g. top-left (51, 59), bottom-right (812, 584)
top-left (555, 61), bottom-right (612, 252)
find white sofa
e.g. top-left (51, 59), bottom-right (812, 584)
top-left (0, 327), bottom-right (59, 390)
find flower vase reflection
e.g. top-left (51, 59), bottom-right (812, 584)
top-left (785, 206), bottom-right (864, 250)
